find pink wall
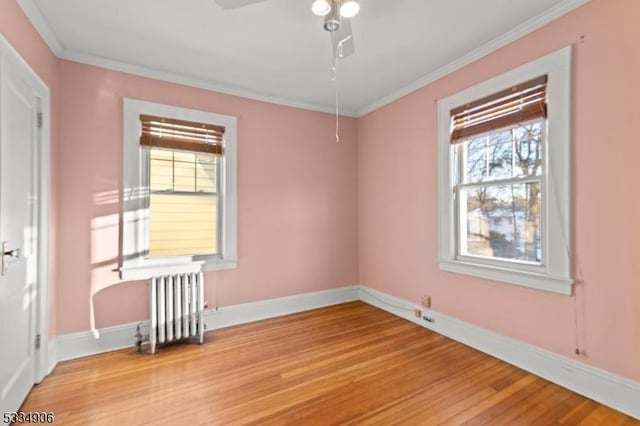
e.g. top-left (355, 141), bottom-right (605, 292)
top-left (4, 0), bottom-right (639, 385)
top-left (358, 0), bottom-right (640, 381)
top-left (1, 0), bottom-right (59, 336)
top-left (56, 60), bottom-right (359, 333)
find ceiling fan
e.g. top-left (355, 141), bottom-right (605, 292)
top-left (215, 0), bottom-right (359, 59)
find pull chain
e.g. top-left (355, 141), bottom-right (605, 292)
top-left (331, 30), bottom-right (340, 142)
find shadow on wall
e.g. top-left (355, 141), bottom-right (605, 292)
top-left (89, 188), bottom-right (147, 336)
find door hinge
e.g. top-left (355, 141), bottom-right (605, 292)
top-left (37, 112), bottom-right (43, 129)
top-left (35, 334), bottom-right (41, 350)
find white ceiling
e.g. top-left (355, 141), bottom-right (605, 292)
top-left (21, 0), bottom-right (587, 116)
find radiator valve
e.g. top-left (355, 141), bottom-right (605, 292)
top-left (134, 324), bottom-right (149, 352)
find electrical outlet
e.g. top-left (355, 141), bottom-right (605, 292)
top-left (421, 295), bottom-right (431, 308)
top-left (414, 309), bottom-right (422, 318)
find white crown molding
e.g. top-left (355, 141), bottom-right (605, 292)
top-left (58, 49), bottom-right (359, 117)
top-left (16, 0), bottom-right (588, 119)
top-left (15, 0), bottom-right (64, 55)
top-left (14, 0), bottom-right (357, 117)
top-left (359, 285), bottom-right (640, 420)
top-left (56, 285), bottom-right (359, 362)
top-left (356, 0), bottom-right (590, 117)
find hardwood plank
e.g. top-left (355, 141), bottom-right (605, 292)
top-left (482, 381), bottom-right (573, 425)
top-left (438, 374), bottom-right (542, 425)
top-left (578, 405), bottom-right (632, 426)
top-left (353, 359), bottom-right (511, 425)
top-left (19, 302), bottom-right (638, 425)
top-left (516, 388), bottom-right (584, 425)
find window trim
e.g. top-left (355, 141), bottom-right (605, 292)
top-left (437, 47), bottom-right (573, 295)
top-left (121, 99), bottom-right (238, 280)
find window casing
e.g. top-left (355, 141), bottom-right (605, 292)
top-left (437, 47), bottom-right (572, 295)
top-left (121, 99), bottom-right (237, 279)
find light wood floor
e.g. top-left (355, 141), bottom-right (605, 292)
top-left (21, 302), bottom-right (638, 425)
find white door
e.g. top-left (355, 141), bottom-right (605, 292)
top-left (0, 43), bottom-right (40, 414)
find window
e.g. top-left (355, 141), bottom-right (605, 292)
top-left (148, 149), bottom-right (218, 256)
top-left (143, 115), bottom-right (222, 257)
top-left (453, 77), bottom-right (545, 264)
top-left (121, 100), bottom-right (237, 279)
top-left (438, 47), bottom-right (572, 295)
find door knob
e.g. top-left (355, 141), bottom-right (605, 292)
top-left (1, 241), bottom-right (21, 276)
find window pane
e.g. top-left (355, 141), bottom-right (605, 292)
top-left (461, 182), bottom-right (541, 263)
top-left (464, 137), bottom-right (487, 183)
top-left (149, 158), bottom-right (173, 191)
top-left (149, 193), bottom-right (217, 256)
top-left (150, 149), bottom-right (174, 161)
top-left (150, 148), bottom-right (218, 194)
top-left (172, 150), bottom-right (197, 192)
top-left (173, 151), bottom-right (196, 163)
top-left (513, 121), bottom-right (543, 177)
top-left (464, 130), bottom-right (512, 182)
top-left (487, 130), bottom-right (512, 180)
top-left (196, 155), bottom-right (216, 193)
top-left (462, 120), bottom-right (544, 183)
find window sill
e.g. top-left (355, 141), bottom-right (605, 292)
top-left (439, 258), bottom-right (573, 295)
top-left (201, 258), bottom-right (238, 272)
top-left (120, 258), bottom-right (238, 280)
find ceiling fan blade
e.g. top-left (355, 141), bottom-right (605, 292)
top-left (332, 19), bottom-right (355, 59)
top-left (215, 0), bottom-right (270, 10)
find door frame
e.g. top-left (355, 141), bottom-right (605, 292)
top-left (0, 35), bottom-right (52, 384)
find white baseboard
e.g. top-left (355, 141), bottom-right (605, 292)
top-left (56, 322), bottom-right (141, 362)
top-left (359, 285), bottom-right (640, 420)
top-left (203, 285), bottom-right (359, 330)
top-left (56, 285), bottom-right (359, 363)
top-left (51, 283), bottom-right (639, 419)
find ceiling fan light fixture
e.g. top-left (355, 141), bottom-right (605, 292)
top-left (339, 0), bottom-right (359, 18)
top-left (323, 16), bottom-right (340, 32)
top-left (311, 0), bottom-right (332, 16)
top-left (323, 3), bottom-right (341, 32)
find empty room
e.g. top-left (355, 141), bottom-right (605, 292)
top-left (0, 0), bottom-right (639, 424)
